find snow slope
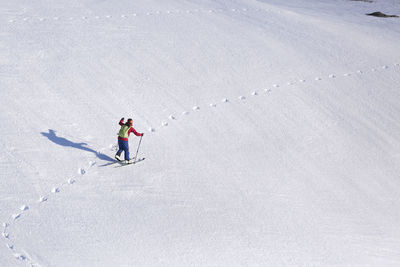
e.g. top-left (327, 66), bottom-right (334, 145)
top-left (1, 0), bottom-right (400, 266)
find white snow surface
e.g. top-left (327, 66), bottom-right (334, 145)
top-left (1, 0), bottom-right (400, 266)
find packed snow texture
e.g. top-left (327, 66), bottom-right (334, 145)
top-left (1, 0), bottom-right (400, 266)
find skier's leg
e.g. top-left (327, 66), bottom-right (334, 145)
top-left (117, 139), bottom-right (124, 155)
top-left (115, 139), bottom-right (124, 161)
top-left (123, 140), bottom-right (130, 160)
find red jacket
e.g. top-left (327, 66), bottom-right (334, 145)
top-left (118, 119), bottom-right (143, 141)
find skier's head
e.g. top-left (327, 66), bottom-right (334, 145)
top-left (126, 118), bottom-right (133, 126)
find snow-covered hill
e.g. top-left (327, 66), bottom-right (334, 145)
top-left (1, 0), bottom-right (400, 266)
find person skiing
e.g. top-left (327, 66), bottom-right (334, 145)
top-left (115, 117), bottom-right (144, 163)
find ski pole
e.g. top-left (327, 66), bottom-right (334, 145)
top-left (133, 135), bottom-right (143, 163)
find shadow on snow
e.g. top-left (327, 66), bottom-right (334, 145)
top-left (40, 129), bottom-right (114, 163)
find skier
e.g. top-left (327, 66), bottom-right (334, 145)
top-left (115, 118), bottom-right (144, 163)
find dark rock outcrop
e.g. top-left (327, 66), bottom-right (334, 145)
top-left (366, 11), bottom-right (399, 18)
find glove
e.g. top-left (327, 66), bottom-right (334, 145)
top-left (141, 133), bottom-right (144, 136)
top-left (120, 117), bottom-right (124, 121)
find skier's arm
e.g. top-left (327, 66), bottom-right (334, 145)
top-left (129, 127), bottom-right (144, 137)
top-left (119, 118), bottom-right (124, 126)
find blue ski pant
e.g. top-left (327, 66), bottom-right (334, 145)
top-left (117, 139), bottom-right (130, 160)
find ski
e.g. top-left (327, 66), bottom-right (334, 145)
top-left (115, 158), bottom-right (145, 167)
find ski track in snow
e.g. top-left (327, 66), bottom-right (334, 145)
top-left (4, 7), bottom-right (281, 23)
top-left (1, 61), bottom-right (398, 266)
top-left (2, 5), bottom-right (400, 265)
top-left (1, 159), bottom-right (96, 266)
top-left (151, 63), bottom-right (398, 133)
